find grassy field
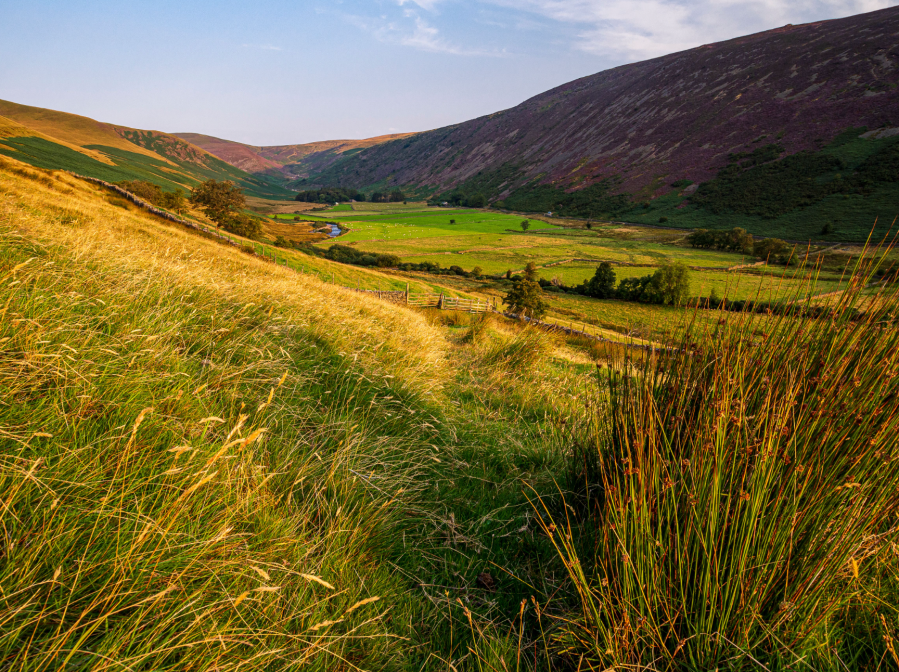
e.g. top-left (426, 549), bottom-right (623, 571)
top-left (2, 156), bottom-right (898, 671)
top-left (293, 203), bottom-right (858, 330)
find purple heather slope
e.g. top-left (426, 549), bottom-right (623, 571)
top-left (330, 6), bottom-right (899, 198)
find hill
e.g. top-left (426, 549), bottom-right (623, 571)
top-left (305, 6), bottom-right (899, 240)
top-left (175, 132), bottom-right (417, 184)
top-left (0, 99), bottom-right (295, 199)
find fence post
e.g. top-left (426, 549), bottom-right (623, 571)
top-left (437, 293), bottom-right (444, 310)
top-left (405, 283), bottom-right (409, 304)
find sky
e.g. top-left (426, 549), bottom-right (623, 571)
top-left (1, 0), bottom-right (896, 145)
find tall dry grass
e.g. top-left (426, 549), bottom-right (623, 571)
top-left (541, 257), bottom-right (899, 670)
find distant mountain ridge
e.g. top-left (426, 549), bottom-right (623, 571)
top-left (174, 132), bottom-right (417, 184)
top-left (300, 5), bottom-right (899, 233)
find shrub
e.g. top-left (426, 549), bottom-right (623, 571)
top-left (322, 244), bottom-right (399, 269)
top-left (116, 180), bottom-right (162, 204)
top-left (687, 227), bottom-right (753, 253)
top-left (221, 214), bottom-right (262, 239)
top-left (658, 216), bottom-right (668, 223)
top-left (159, 189), bottom-right (187, 214)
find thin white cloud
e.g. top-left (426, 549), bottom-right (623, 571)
top-left (397, 0), bottom-right (444, 10)
top-left (241, 43), bottom-right (283, 51)
top-left (346, 7), bottom-right (504, 56)
top-left (486, 0), bottom-right (896, 60)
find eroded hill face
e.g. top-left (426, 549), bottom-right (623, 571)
top-left (309, 7), bottom-right (899, 202)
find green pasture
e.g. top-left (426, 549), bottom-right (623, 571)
top-left (539, 262), bottom-right (847, 300)
top-left (274, 202), bottom-right (863, 340)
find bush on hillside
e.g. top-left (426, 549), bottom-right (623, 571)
top-left (116, 180), bottom-right (186, 214)
top-left (190, 179), bottom-right (246, 226)
top-left (221, 213), bottom-right (263, 239)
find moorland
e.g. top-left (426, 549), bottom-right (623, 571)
top-left (2, 5), bottom-right (899, 672)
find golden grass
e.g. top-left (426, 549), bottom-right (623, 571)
top-left (0, 156), bottom-right (464, 669)
top-left (261, 218), bottom-right (328, 243)
top-left (0, 156), bottom-right (448, 393)
top-left (245, 196), bottom-right (323, 215)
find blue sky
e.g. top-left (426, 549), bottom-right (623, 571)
top-left (1, 0), bottom-right (895, 145)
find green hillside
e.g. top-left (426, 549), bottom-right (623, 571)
top-left (0, 99), bottom-right (295, 199)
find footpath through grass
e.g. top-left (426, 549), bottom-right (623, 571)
top-left (0, 159), bottom-right (581, 670)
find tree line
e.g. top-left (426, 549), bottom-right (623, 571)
top-left (293, 188), bottom-right (406, 204)
top-left (686, 227), bottom-right (798, 265)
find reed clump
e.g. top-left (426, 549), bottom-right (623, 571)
top-left (546, 263), bottom-right (899, 670)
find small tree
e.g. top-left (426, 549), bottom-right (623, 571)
top-left (650, 262), bottom-right (691, 306)
top-left (726, 227), bottom-right (754, 254)
top-left (504, 272), bottom-right (547, 319)
top-left (586, 262), bottom-right (617, 298)
top-left (521, 220), bottom-right (531, 232)
top-left (471, 266), bottom-right (483, 277)
top-left (753, 237), bottom-right (788, 261)
top-left (523, 262), bottom-right (539, 281)
top-left (468, 193), bottom-right (486, 208)
top-left (190, 180), bottom-right (246, 226)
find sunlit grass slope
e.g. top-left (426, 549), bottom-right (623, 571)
top-left (0, 158), bottom-right (458, 669)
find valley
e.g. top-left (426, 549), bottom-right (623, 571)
top-left (1, 4), bottom-right (899, 671)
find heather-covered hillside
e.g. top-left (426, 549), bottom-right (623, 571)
top-left (308, 6), bottom-right (899, 233)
